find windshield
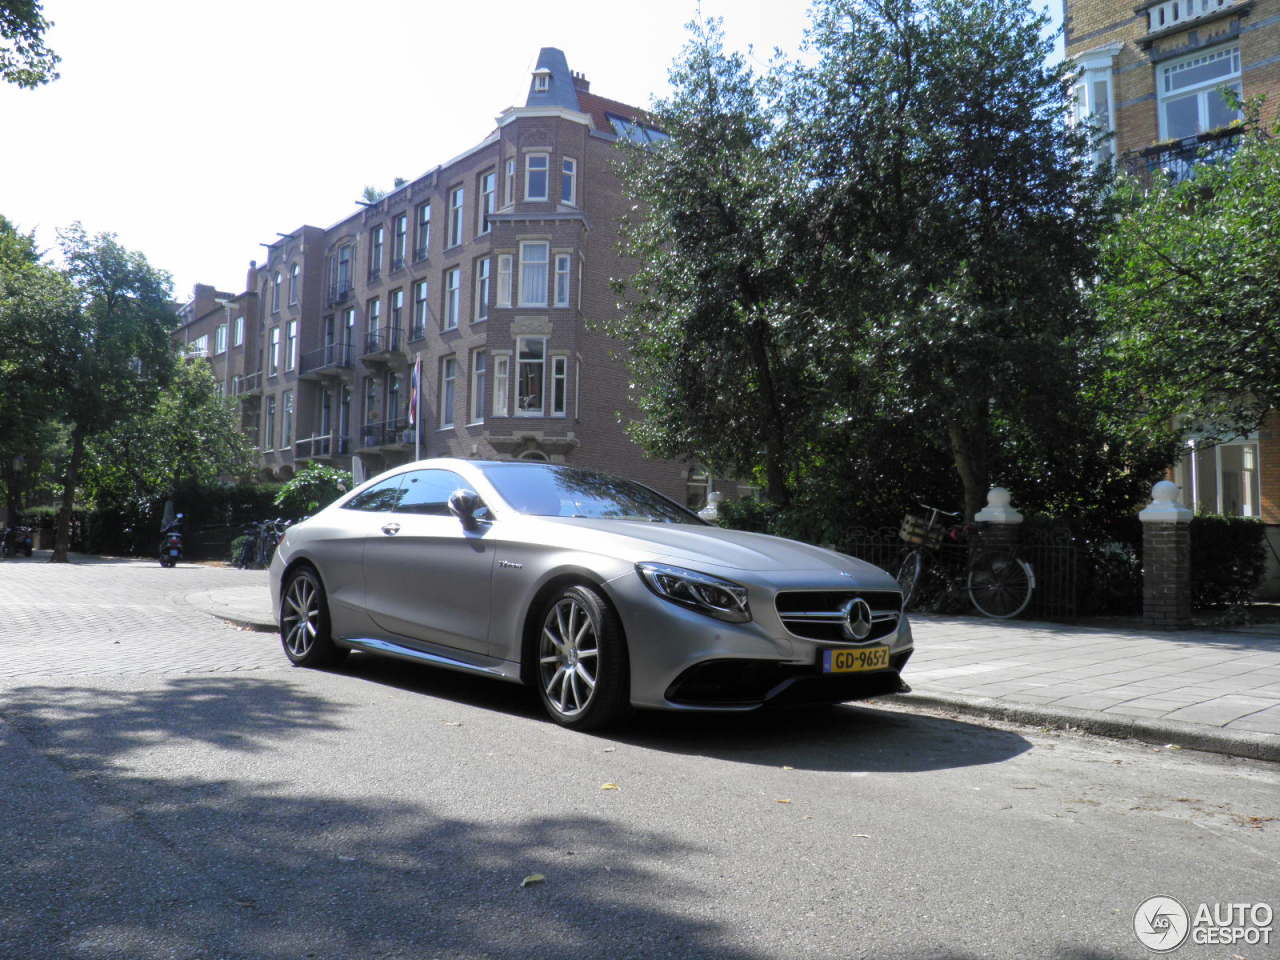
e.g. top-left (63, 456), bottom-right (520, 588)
top-left (481, 464), bottom-right (703, 524)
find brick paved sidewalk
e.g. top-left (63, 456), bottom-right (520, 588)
top-left (899, 614), bottom-right (1280, 760)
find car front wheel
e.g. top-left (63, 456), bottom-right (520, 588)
top-left (537, 584), bottom-right (630, 730)
top-left (280, 566), bottom-right (349, 668)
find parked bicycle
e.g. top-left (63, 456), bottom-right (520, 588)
top-left (233, 518), bottom-right (295, 569)
top-left (895, 504), bottom-right (1035, 618)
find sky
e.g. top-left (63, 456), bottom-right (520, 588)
top-left (1, 0), bottom-right (1063, 301)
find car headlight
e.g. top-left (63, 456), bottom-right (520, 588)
top-left (636, 562), bottom-right (751, 623)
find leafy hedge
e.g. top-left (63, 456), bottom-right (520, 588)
top-left (1190, 515), bottom-right (1267, 609)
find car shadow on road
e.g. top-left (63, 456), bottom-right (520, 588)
top-left (606, 699), bottom-right (1033, 774)
top-left (332, 653), bottom-right (1031, 775)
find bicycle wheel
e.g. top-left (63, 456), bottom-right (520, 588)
top-left (896, 549), bottom-right (925, 611)
top-left (968, 550), bottom-right (1035, 619)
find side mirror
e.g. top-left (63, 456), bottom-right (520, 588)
top-left (448, 488), bottom-right (485, 530)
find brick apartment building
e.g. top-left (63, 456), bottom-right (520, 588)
top-left (172, 48), bottom-right (715, 509)
top-left (1065, 0), bottom-right (1280, 592)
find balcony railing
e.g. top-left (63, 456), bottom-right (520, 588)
top-left (362, 326), bottom-right (404, 359)
top-left (299, 343), bottom-right (354, 376)
top-left (232, 371), bottom-right (262, 396)
top-left (1121, 127), bottom-right (1242, 185)
top-left (358, 417), bottom-right (412, 449)
top-left (294, 432), bottom-right (350, 459)
top-left (326, 285), bottom-right (353, 308)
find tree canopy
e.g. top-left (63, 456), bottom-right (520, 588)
top-left (1095, 113), bottom-right (1280, 440)
top-left (610, 0), bottom-right (1164, 524)
top-left (1, 1), bottom-right (58, 88)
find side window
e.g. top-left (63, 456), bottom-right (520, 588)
top-left (395, 469), bottom-right (469, 516)
top-left (343, 475), bottom-right (406, 512)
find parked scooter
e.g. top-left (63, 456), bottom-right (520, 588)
top-left (159, 513), bottom-right (185, 568)
top-left (1, 523), bottom-right (34, 557)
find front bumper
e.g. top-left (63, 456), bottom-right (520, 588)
top-left (605, 570), bottom-right (913, 711)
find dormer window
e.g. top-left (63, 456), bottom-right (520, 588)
top-left (532, 69), bottom-right (551, 93)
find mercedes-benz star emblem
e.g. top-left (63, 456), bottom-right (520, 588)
top-left (841, 597), bottom-right (874, 641)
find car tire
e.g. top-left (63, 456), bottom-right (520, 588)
top-left (536, 583), bottom-right (630, 731)
top-left (280, 565), bottom-right (349, 668)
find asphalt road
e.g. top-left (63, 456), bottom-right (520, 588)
top-left (1, 559), bottom-right (1277, 960)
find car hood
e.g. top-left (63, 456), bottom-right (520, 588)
top-left (532, 517), bottom-right (895, 581)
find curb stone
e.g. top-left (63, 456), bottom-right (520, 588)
top-left (887, 691), bottom-right (1280, 763)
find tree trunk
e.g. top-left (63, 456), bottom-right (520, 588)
top-left (946, 420), bottom-right (987, 522)
top-left (51, 426), bottom-right (84, 563)
top-left (747, 315), bottom-right (790, 507)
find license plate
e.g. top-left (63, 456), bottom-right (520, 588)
top-left (822, 646), bottom-right (890, 674)
top-left (169, 549), bottom-right (180, 556)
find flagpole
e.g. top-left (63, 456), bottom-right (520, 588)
top-left (414, 353), bottom-right (422, 462)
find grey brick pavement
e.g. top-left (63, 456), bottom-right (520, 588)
top-left (0, 553), bottom-right (279, 682)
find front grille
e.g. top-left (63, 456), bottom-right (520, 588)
top-left (774, 589), bottom-right (901, 643)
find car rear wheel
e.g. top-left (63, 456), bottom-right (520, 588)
top-left (281, 566), bottom-right (349, 668)
top-left (536, 584), bottom-right (629, 730)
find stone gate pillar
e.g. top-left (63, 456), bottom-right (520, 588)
top-left (974, 487), bottom-right (1023, 551)
top-left (1139, 480), bottom-right (1193, 629)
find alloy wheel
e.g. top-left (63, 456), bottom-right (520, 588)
top-left (539, 596), bottom-right (600, 718)
top-left (282, 573), bottom-right (319, 658)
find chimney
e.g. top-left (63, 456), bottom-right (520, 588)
top-left (572, 70), bottom-right (589, 93)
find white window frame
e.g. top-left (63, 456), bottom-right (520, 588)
top-left (1158, 44), bottom-right (1242, 141)
top-left (269, 327), bottom-right (280, 375)
top-left (415, 202), bottom-right (431, 260)
top-left (272, 271), bottom-right (281, 312)
top-left (412, 279), bottom-right (429, 338)
top-left (478, 171), bottom-right (496, 234)
top-left (265, 395), bottom-right (276, 449)
top-left (518, 241), bottom-right (549, 307)
top-left (516, 335), bottom-right (546, 416)
top-left (470, 350), bottom-right (487, 425)
top-left (439, 356), bottom-right (457, 429)
top-left (214, 323), bottom-right (227, 355)
top-left (525, 153), bottom-right (549, 201)
top-left (492, 352), bottom-right (511, 418)
top-left (447, 186), bottom-right (464, 248)
top-left (496, 254), bottom-right (513, 307)
top-left (392, 213), bottom-right (407, 267)
top-left (289, 263), bottom-right (300, 305)
top-left (233, 315), bottom-right (244, 347)
top-left (369, 225), bottom-right (384, 278)
top-left (474, 257), bottom-right (491, 322)
top-left (282, 389), bottom-right (294, 446)
top-left (443, 267), bottom-right (460, 330)
top-left (561, 157), bottom-right (577, 205)
top-left (553, 253), bottom-right (571, 307)
top-left (286, 319), bottom-right (298, 371)
top-left (1174, 433), bottom-right (1261, 518)
top-left (504, 157), bottom-right (516, 207)
top-left (551, 354), bottom-right (568, 417)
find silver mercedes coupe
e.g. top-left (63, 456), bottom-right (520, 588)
top-left (269, 459), bottom-right (912, 730)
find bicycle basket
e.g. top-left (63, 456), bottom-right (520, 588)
top-left (899, 514), bottom-right (943, 548)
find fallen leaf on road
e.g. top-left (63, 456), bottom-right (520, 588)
top-left (776, 798), bottom-right (792, 804)
top-left (781, 765), bottom-right (794, 771)
top-left (851, 834), bottom-right (871, 839)
top-left (520, 874), bottom-right (545, 888)
top-left (443, 721), bottom-right (462, 727)
top-left (600, 783), bottom-right (619, 790)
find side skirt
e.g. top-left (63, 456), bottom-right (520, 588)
top-left (341, 637), bottom-right (523, 684)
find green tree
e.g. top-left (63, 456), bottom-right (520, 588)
top-left (81, 359), bottom-right (256, 510)
top-left (791, 0), bottom-right (1114, 520)
top-left (0, 215), bottom-right (75, 527)
top-left (1095, 114), bottom-right (1280, 439)
top-left (48, 225), bottom-right (176, 561)
top-left (1, 1), bottom-right (58, 88)
top-left (608, 19), bottom-right (819, 505)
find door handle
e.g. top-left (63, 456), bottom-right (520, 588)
top-left (381, 522), bottom-right (401, 536)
